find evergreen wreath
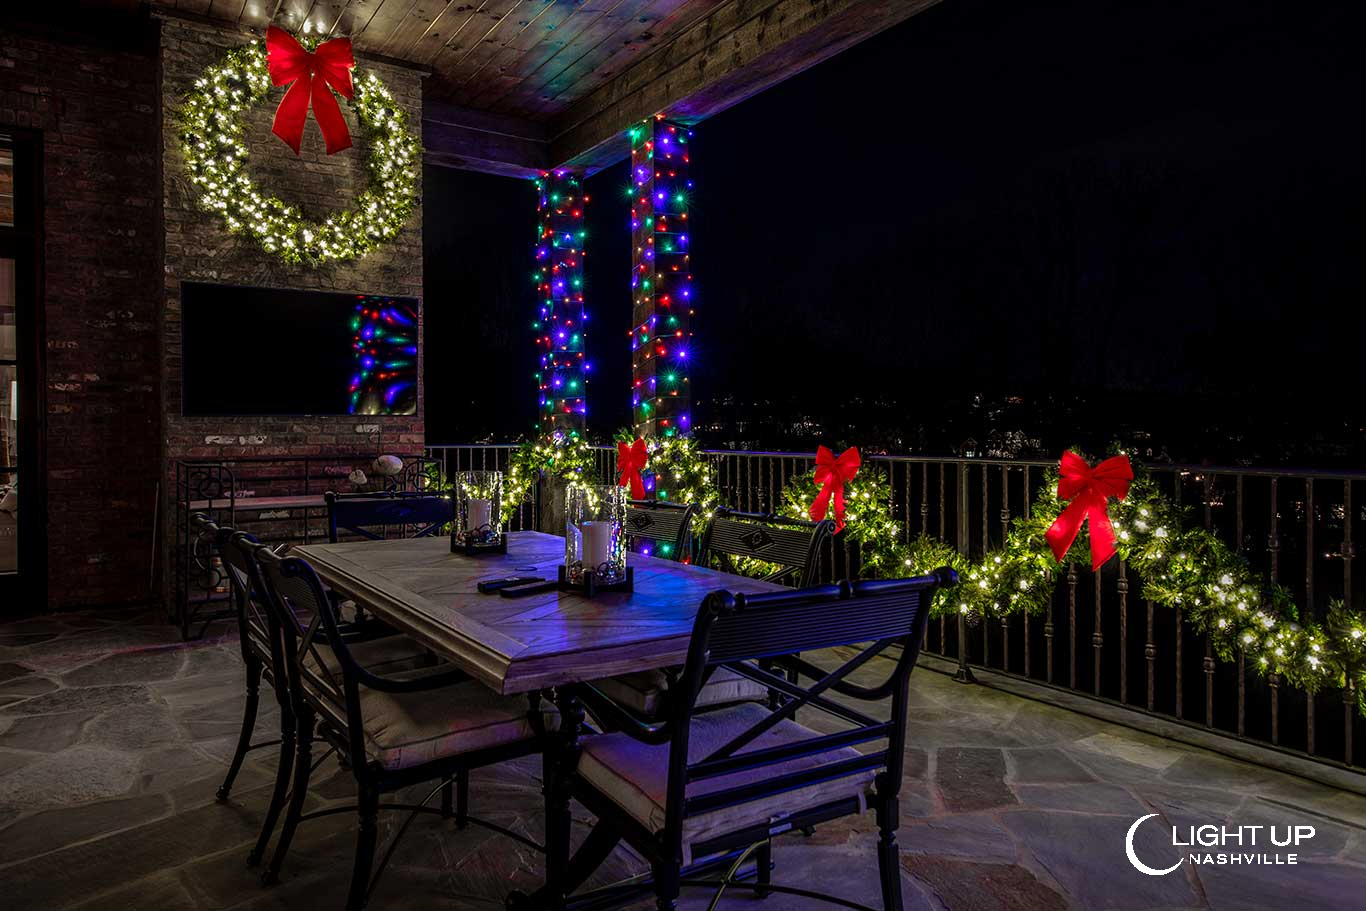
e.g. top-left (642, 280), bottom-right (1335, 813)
top-left (177, 37), bottom-right (419, 265)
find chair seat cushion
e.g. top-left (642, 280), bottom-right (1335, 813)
top-left (577, 702), bottom-right (874, 864)
top-left (596, 667), bottom-right (768, 716)
top-left (304, 634), bottom-right (433, 680)
top-left (358, 681), bottom-right (557, 770)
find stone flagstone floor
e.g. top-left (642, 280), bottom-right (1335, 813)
top-left (0, 610), bottom-right (1363, 910)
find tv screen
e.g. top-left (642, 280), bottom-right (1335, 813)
top-left (181, 282), bottom-right (419, 416)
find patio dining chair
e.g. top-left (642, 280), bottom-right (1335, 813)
top-left (593, 499), bottom-right (767, 718)
top-left (190, 513), bottom-right (283, 808)
top-left (324, 490), bottom-right (453, 628)
top-left (324, 490), bottom-right (453, 543)
top-left (545, 569), bottom-right (954, 911)
top-left (623, 499), bottom-right (697, 562)
top-left (219, 530), bottom-right (437, 868)
top-left (254, 547), bottom-right (558, 910)
top-left (698, 508), bottom-right (835, 588)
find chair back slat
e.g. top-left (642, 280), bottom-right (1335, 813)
top-left (699, 509), bottom-right (833, 586)
top-left (705, 588), bottom-right (928, 664)
top-left (624, 500), bottom-right (695, 561)
top-left (255, 550), bottom-right (358, 739)
top-left (325, 491), bottom-right (453, 543)
top-left (654, 570), bottom-right (954, 844)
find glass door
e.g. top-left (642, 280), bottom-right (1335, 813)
top-left (1, 254), bottom-right (16, 580)
top-left (0, 134), bottom-right (41, 606)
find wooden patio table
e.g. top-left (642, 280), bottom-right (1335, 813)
top-left (291, 530), bottom-right (787, 694)
top-left (293, 530), bottom-right (793, 908)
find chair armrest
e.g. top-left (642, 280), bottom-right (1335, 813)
top-left (576, 682), bottom-right (675, 745)
top-left (353, 664), bottom-right (471, 693)
top-left (771, 653), bottom-right (894, 702)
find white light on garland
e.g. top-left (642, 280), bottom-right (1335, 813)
top-left (177, 39), bottom-right (419, 266)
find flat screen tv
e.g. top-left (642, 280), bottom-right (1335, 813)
top-left (181, 282), bottom-right (419, 416)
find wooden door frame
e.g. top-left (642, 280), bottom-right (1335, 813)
top-left (0, 128), bottom-right (47, 611)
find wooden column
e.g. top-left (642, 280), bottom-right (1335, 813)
top-left (534, 169), bottom-right (588, 435)
top-left (630, 118), bottom-right (693, 438)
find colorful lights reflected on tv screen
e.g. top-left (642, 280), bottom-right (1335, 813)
top-left (181, 282), bottom-right (419, 416)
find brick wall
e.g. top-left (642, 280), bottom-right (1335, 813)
top-left (159, 18), bottom-right (424, 603)
top-left (0, 19), bottom-right (162, 608)
top-left (0, 13), bottom-right (425, 612)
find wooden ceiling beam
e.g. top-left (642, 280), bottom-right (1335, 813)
top-left (545, 0), bottom-right (942, 174)
top-left (422, 99), bottom-right (549, 179)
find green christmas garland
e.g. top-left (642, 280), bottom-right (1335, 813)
top-left (502, 431), bottom-right (598, 516)
top-left (776, 464), bottom-right (909, 579)
top-left (613, 431), bottom-right (719, 532)
top-left (780, 451), bottom-right (1366, 714)
top-left (177, 38), bottom-right (419, 265)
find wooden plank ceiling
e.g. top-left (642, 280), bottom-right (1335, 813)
top-left (145, 0), bottom-right (942, 176)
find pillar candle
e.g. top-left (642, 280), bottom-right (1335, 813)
top-left (580, 520), bottom-right (613, 570)
top-left (466, 498), bottom-right (492, 532)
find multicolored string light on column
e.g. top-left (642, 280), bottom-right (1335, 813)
top-left (629, 116), bottom-right (693, 439)
top-left (534, 169), bottom-right (590, 434)
top-left (348, 297), bottom-right (418, 415)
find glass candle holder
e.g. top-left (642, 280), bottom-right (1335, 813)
top-left (453, 471), bottom-right (503, 546)
top-left (564, 484), bottom-right (628, 585)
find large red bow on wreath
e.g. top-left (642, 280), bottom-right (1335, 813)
top-left (266, 26), bottom-right (355, 156)
top-left (810, 446), bottom-right (861, 532)
top-left (617, 438), bottom-right (648, 500)
top-left (1044, 452), bottom-right (1134, 570)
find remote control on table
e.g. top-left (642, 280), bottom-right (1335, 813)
top-left (499, 579), bottom-right (562, 598)
top-left (477, 576), bottom-right (543, 594)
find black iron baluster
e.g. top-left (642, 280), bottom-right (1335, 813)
top-left (981, 464), bottom-right (989, 555)
top-left (1202, 479), bottom-right (1215, 729)
top-left (1235, 475), bottom-right (1244, 551)
top-left (1237, 649), bottom-right (1246, 737)
top-left (1045, 586), bottom-right (1055, 685)
top-left (1343, 479), bottom-right (1354, 613)
top-left (1175, 606), bottom-right (1184, 720)
top-left (957, 464), bottom-right (970, 556)
top-left (939, 464), bottom-right (947, 650)
top-left (982, 612), bottom-right (991, 670)
top-left (1118, 563), bottom-right (1128, 705)
top-left (920, 462), bottom-right (929, 536)
top-left (1306, 477), bottom-right (1315, 614)
top-left (1306, 477), bottom-right (1316, 755)
top-left (1068, 564), bottom-right (1078, 691)
top-left (1345, 684), bottom-right (1356, 767)
top-left (1204, 637), bottom-right (1215, 728)
top-left (1268, 477), bottom-right (1280, 741)
top-left (744, 455), bottom-right (752, 513)
top-left (1268, 477), bottom-right (1280, 581)
top-left (939, 465), bottom-right (946, 541)
top-left (1269, 672), bottom-right (1281, 746)
top-left (1145, 598), bottom-right (1155, 711)
top-left (1091, 571), bottom-right (1103, 696)
top-left (1000, 464), bottom-right (1011, 547)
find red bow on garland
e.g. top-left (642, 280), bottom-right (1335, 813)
top-left (617, 438), bottom-right (648, 500)
top-left (1044, 452), bottom-right (1134, 570)
top-left (266, 26), bottom-right (355, 156)
top-left (809, 446), bottom-right (861, 533)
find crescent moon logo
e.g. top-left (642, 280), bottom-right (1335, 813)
top-left (1126, 814), bottom-right (1184, 876)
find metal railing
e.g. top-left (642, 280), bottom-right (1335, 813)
top-left (427, 443), bottom-right (1366, 771)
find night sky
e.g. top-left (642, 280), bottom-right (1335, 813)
top-left (423, 0), bottom-right (1366, 457)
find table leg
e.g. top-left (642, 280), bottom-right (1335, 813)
top-left (509, 689), bottom-right (583, 911)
